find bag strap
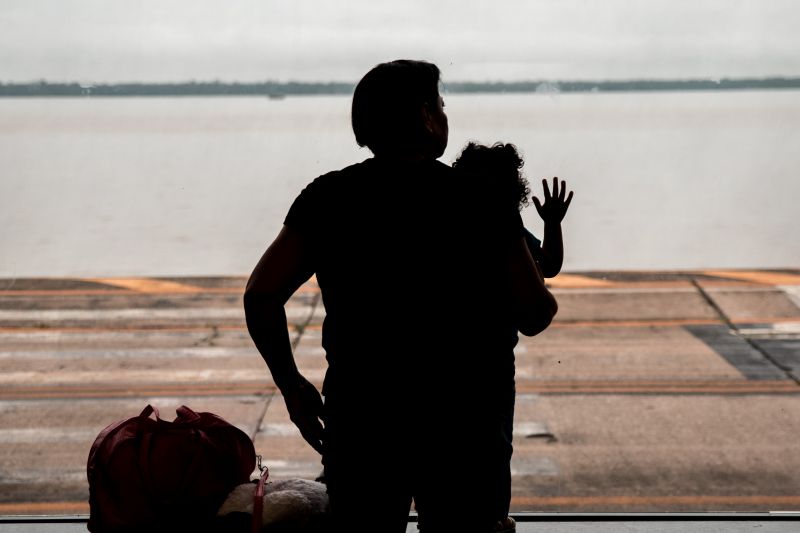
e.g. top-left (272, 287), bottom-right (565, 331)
top-left (140, 404), bottom-right (159, 420)
top-left (251, 458), bottom-right (269, 533)
top-left (88, 404), bottom-right (159, 480)
top-left (175, 405), bottom-right (201, 424)
top-left (136, 405), bottom-right (165, 499)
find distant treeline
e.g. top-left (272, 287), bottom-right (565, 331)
top-left (2, 78), bottom-right (800, 97)
top-left (449, 78), bottom-right (800, 93)
top-left (0, 81), bottom-right (354, 97)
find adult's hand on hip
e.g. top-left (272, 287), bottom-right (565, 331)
top-left (283, 374), bottom-right (325, 454)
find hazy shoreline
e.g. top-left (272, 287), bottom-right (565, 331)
top-left (2, 77), bottom-right (800, 97)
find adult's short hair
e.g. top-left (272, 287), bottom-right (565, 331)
top-left (351, 60), bottom-right (441, 157)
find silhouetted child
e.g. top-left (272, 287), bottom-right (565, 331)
top-left (453, 142), bottom-right (573, 278)
top-left (452, 142), bottom-right (572, 533)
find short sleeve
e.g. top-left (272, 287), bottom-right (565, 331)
top-left (284, 178), bottom-right (323, 235)
top-left (523, 228), bottom-right (542, 251)
top-left (505, 209), bottom-right (525, 236)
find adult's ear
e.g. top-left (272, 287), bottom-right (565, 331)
top-left (421, 102), bottom-right (435, 133)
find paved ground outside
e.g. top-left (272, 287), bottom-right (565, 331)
top-left (1, 269), bottom-right (799, 516)
top-left (2, 517), bottom-right (800, 533)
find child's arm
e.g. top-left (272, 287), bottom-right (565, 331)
top-left (532, 177), bottom-right (573, 278)
top-left (522, 227), bottom-right (546, 267)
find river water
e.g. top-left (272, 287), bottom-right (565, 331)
top-left (1, 91), bottom-right (798, 277)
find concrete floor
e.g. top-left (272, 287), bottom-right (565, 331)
top-left (1, 270), bottom-right (799, 517)
top-left (1, 516), bottom-right (800, 533)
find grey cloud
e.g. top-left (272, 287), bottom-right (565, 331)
top-left (1, 0), bottom-right (798, 82)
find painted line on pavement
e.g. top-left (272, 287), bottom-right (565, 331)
top-left (298, 319), bottom-right (737, 331)
top-left (702, 270), bottom-right (800, 286)
top-left (0, 325), bottom-right (242, 334)
top-left (556, 281), bottom-right (697, 289)
top-left (0, 320), bottom-right (724, 334)
top-left (0, 318), bottom-right (798, 334)
top-left (0, 285), bottom-right (318, 296)
top-left (0, 289), bottom-right (137, 297)
top-left (0, 502), bottom-right (89, 514)
top-left (529, 317), bottom-right (800, 328)
top-left (2, 272), bottom-right (797, 297)
top-left (0, 306), bottom-right (312, 323)
top-left (0, 428), bottom-right (98, 443)
top-left (0, 287), bottom-right (243, 296)
top-left (515, 379), bottom-right (800, 394)
top-left (5, 494), bottom-right (800, 516)
top-left (0, 276), bottom-right (319, 295)
top-left (545, 274), bottom-right (616, 288)
top-left (511, 494), bottom-right (800, 508)
top-left (0, 307), bottom-right (246, 320)
top-left (0, 314), bottom-right (800, 333)
top-left (0, 346), bottom-right (258, 360)
top-left (0, 382), bottom-right (277, 400)
top-left (551, 286), bottom-right (698, 294)
top-left (85, 278), bottom-right (206, 293)
top-left (0, 368), bottom-right (280, 385)
top-left (549, 319), bottom-right (721, 328)
top-left (1, 380), bottom-right (796, 401)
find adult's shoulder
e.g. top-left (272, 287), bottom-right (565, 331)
top-left (285, 159), bottom-right (374, 230)
top-left (306, 158), bottom-right (373, 187)
top-left (292, 159), bottom-right (378, 207)
top-left (431, 158), bottom-right (455, 174)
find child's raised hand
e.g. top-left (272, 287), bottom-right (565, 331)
top-left (533, 177), bottom-right (573, 224)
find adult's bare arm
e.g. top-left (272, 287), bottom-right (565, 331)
top-left (243, 225), bottom-right (323, 454)
top-left (505, 235), bottom-right (559, 336)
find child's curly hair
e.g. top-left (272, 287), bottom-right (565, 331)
top-left (452, 142), bottom-right (531, 211)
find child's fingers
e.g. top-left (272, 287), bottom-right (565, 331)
top-left (532, 196), bottom-right (543, 214)
top-left (564, 190), bottom-right (574, 209)
top-left (558, 179), bottom-right (567, 201)
top-left (552, 177), bottom-right (559, 198)
top-left (542, 178), bottom-right (551, 200)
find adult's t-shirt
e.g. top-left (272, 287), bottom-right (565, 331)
top-left (284, 157), bottom-right (522, 413)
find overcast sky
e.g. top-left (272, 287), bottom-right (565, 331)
top-left (1, 0), bottom-right (798, 83)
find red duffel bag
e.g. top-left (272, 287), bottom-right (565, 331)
top-left (87, 405), bottom-right (256, 532)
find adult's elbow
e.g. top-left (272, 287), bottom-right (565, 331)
top-left (242, 288), bottom-right (259, 315)
top-left (518, 295), bottom-right (558, 337)
top-left (541, 265), bottom-right (560, 279)
top-left (517, 313), bottom-right (552, 337)
top-left (243, 286), bottom-right (283, 318)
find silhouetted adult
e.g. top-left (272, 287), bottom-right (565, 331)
top-left (244, 59), bottom-right (557, 533)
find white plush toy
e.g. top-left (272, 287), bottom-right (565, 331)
top-left (217, 478), bottom-right (329, 532)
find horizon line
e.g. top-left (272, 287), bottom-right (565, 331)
top-left (3, 75), bottom-right (800, 86)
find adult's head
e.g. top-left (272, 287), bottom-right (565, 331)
top-left (351, 59), bottom-right (448, 160)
